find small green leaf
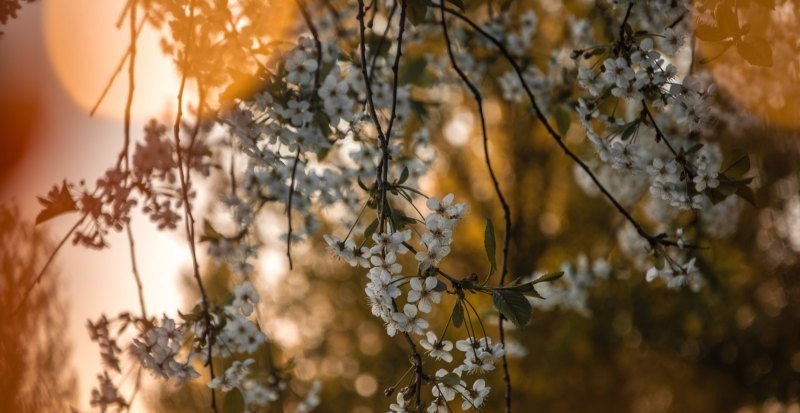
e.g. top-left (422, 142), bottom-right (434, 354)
top-left (735, 183), bottom-right (757, 206)
top-left (501, 281), bottom-right (545, 299)
top-left (406, 0), bottom-right (430, 26)
top-left (452, 301), bottom-right (464, 328)
top-left (441, 372), bottom-right (461, 386)
top-left (722, 155), bottom-right (751, 177)
top-left (684, 143), bottom-right (704, 155)
top-left (523, 288), bottom-right (544, 300)
top-left (533, 271), bottom-right (564, 284)
top-left (620, 121), bottom-right (638, 141)
top-left (433, 279), bottom-right (447, 292)
top-left (398, 166), bottom-right (410, 185)
top-left (364, 218), bottom-right (379, 241)
top-left (492, 290), bottom-right (532, 328)
top-left (484, 218), bottom-right (497, 276)
top-left (357, 176), bottom-right (370, 192)
top-left (200, 219), bottom-right (223, 243)
top-left (223, 388), bottom-right (245, 413)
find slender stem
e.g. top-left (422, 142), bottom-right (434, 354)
top-left (172, 2), bottom-right (218, 411)
top-left (14, 215), bottom-right (86, 315)
top-left (286, 150), bottom-right (301, 270)
top-left (126, 222), bottom-right (147, 319)
top-left (119, 0), bottom-right (138, 171)
top-left (439, 6), bottom-right (514, 411)
top-left (357, 1), bottom-right (425, 408)
top-left (436, 4), bottom-right (681, 249)
top-left (91, 14), bottom-right (147, 117)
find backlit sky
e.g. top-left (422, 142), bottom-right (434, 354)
top-left (0, 1), bottom-right (195, 410)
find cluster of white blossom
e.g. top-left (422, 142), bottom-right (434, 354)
top-left (567, 0), bottom-right (749, 291)
top-left (71, 0), bottom-right (763, 411)
top-left (325, 193), bottom-right (501, 411)
top-left (130, 316), bottom-right (200, 384)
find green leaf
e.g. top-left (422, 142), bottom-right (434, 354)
top-left (684, 143), bottom-right (704, 155)
top-left (722, 155), bottom-right (751, 177)
top-left (364, 218), bottom-right (379, 241)
top-left (223, 388), bottom-right (245, 413)
top-left (735, 182), bottom-right (757, 207)
top-left (406, 0), bottom-right (430, 26)
top-left (500, 281), bottom-right (545, 299)
top-left (706, 187), bottom-right (729, 204)
top-left (620, 121), bottom-right (638, 141)
top-left (554, 107), bottom-right (571, 136)
top-left (433, 279), bottom-right (448, 292)
top-left (452, 301), bottom-right (464, 328)
top-left (441, 372), bottom-right (461, 387)
top-left (523, 288), bottom-right (544, 300)
top-left (737, 36), bottom-right (773, 67)
top-left (357, 176), bottom-right (370, 192)
top-left (533, 271), bottom-right (564, 284)
top-left (398, 166), bottom-right (410, 185)
top-left (492, 290), bottom-right (532, 328)
top-left (445, 0), bottom-right (465, 10)
top-left (484, 218), bottom-right (497, 276)
top-left (200, 219), bottom-right (223, 243)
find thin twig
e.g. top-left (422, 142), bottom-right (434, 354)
top-left (14, 215), bottom-right (86, 315)
top-left (436, 4), bottom-right (682, 249)
top-left (172, 2), bottom-right (218, 411)
top-left (286, 150), bottom-right (301, 270)
top-left (125, 222), bottom-right (147, 319)
top-left (357, 1), bottom-right (425, 408)
top-left (439, 6), bottom-right (513, 411)
top-left (91, 14), bottom-right (147, 118)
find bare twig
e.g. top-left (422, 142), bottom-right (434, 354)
top-left (14, 215), bottom-right (86, 315)
top-left (436, 4), bottom-right (681, 250)
top-left (357, 1), bottom-right (425, 408)
top-left (91, 14), bottom-right (147, 118)
top-left (125, 222), bottom-right (147, 319)
top-left (286, 150), bottom-right (301, 270)
top-left (439, 6), bottom-right (513, 411)
top-left (172, 1), bottom-right (218, 411)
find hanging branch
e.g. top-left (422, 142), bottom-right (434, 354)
top-left (171, 1), bottom-right (218, 411)
top-left (439, 5), bottom-right (513, 411)
top-left (357, 0), bottom-right (426, 408)
top-left (286, 150), bottom-right (301, 270)
top-left (282, 0), bottom-right (324, 270)
top-left (91, 13), bottom-right (147, 118)
top-left (125, 222), bottom-right (147, 320)
top-left (435, 3), bottom-right (684, 250)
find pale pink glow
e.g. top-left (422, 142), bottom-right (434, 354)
top-left (43, 0), bottom-right (184, 121)
top-left (0, 1), bottom-right (197, 411)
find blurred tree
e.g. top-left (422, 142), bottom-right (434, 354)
top-left (0, 204), bottom-right (77, 412)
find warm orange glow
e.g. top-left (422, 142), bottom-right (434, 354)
top-left (697, 2), bottom-right (800, 130)
top-left (43, 0), bottom-right (181, 121)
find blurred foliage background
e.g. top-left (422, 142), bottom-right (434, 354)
top-left (143, 1), bottom-right (800, 411)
